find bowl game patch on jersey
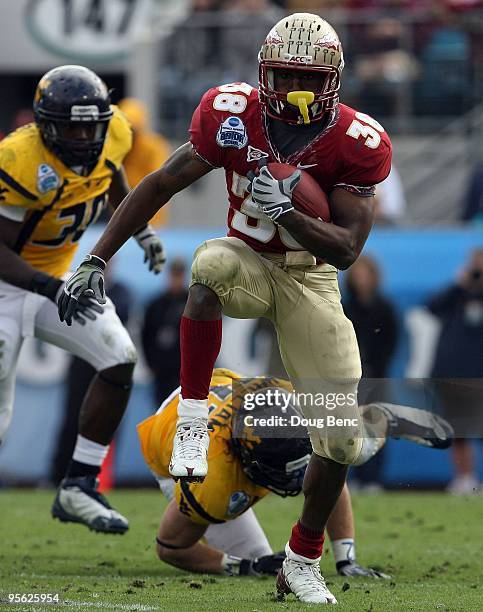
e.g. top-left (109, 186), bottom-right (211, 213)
top-left (227, 490), bottom-right (251, 517)
top-left (36, 164), bottom-right (60, 194)
top-left (216, 116), bottom-right (248, 149)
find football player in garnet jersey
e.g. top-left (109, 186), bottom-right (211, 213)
top-left (59, 14), bottom-right (392, 603)
top-left (0, 66), bottom-right (165, 534)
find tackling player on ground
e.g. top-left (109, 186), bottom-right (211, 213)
top-left (138, 369), bottom-right (452, 579)
top-left (0, 66), bottom-right (165, 534)
top-left (59, 14), bottom-right (391, 603)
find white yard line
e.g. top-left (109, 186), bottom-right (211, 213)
top-left (63, 601), bottom-right (160, 611)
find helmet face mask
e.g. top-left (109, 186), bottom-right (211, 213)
top-left (238, 444), bottom-right (311, 497)
top-left (38, 119), bottom-right (110, 169)
top-left (258, 13), bottom-right (344, 124)
top-left (231, 386), bottom-right (312, 497)
top-left (33, 65), bottom-right (113, 171)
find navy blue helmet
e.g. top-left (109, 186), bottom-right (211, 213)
top-left (231, 386), bottom-right (312, 497)
top-left (33, 65), bottom-right (113, 170)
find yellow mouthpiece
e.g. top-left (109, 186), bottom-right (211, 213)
top-left (286, 91), bottom-right (315, 125)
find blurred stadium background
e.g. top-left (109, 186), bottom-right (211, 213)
top-left (0, 0), bottom-right (482, 489)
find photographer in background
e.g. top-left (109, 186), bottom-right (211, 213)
top-left (343, 255), bottom-right (399, 491)
top-left (427, 248), bottom-right (483, 494)
top-left (141, 258), bottom-right (188, 406)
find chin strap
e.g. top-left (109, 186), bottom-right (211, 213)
top-left (287, 91), bottom-right (315, 125)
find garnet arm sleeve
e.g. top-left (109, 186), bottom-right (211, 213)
top-left (189, 89), bottom-right (226, 169)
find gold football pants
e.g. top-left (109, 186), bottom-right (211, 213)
top-left (191, 237), bottom-right (363, 464)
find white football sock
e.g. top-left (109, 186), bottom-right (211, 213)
top-left (285, 543), bottom-right (321, 564)
top-left (178, 396), bottom-right (209, 421)
top-left (331, 538), bottom-right (356, 565)
top-left (72, 434), bottom-right (109, 466)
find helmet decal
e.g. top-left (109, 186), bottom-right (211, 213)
top-left (70, 105), bottom-right (100, 121)
top-left (265, 28), bottom-right (284, 46)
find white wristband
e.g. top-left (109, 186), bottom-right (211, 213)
top-left (221, 553), bottom-right (242, 576)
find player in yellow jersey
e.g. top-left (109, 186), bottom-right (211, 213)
top-left (0, 65), bottom-right (165, 534)
top-left (137, 369), bottom-right (452, 578)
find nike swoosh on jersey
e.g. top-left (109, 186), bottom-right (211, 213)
top-left (296, 163), bottom-right (318, 169)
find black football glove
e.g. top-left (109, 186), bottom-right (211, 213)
top-left (133, 224), bottom-right (166, 274)
top-left (337, 561), bottom-right (391, 579)
top-left (240, 551), bottom-right (286, 577)
top-left (58, 254), bottom-right (107, 326)
top-left (29, 270), bottom-right (103, 326)
top-left (67, 293), bottom-right (104, 325)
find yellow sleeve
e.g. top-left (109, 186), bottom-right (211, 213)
top-left (104, 105), bottom-right (133, 170)
top-left (0, 126), bottom-right (45, 210)
top-left (174, 444), bottom-right (269, 525)
top-left (174, 481), bottom-right (225, 526)
top-left (211, 368), bottom-right (244, 384)
top-left (136, 397), bottom-right (178, 479)
top-left (173, 444), bottom-right (235, 526)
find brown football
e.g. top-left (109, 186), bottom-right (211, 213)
top-left (267, 162), bottom-right (331, 222)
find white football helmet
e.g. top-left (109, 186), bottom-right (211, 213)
top-left (258, 13), bottom-right (344, 124)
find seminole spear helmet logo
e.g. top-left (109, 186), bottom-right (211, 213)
top-left (314, 33), bottom-right (341, 52)
top-left (265, 28), bottom-right (284, 45)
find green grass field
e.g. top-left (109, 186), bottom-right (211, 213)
top-left (0, 490), bottom-right (482, 611)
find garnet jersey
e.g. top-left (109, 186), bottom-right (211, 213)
top-left (0, 106), bottom-right (132, 278)
top-left (189, 83), bottom-right (392, 254)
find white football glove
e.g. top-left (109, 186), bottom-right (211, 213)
top-left (134, 224), bottom-right (166, 274)
top-left (58, 254), bottom-right (106, 326)
top-left (251, 165), bottom-right (300, 222)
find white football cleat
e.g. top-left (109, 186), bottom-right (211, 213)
top-left (276, 544), bottom-right (337, 604)
top-left (169, 417), bottom-right (209, 482)
top-left (51, 476), bottom-right (128, 534)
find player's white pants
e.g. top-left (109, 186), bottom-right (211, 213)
top-left (204, 509), bottom-right (273, 558)
top-left (157, 477), bottom-right (272, 559)
top-left (0, 279), bottom-right (137, 443)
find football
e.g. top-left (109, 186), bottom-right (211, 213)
top-left (267, 162), bottom-right (331, 222)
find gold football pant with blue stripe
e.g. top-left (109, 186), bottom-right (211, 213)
top-left (191, 237), bottom-right (363, 465)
